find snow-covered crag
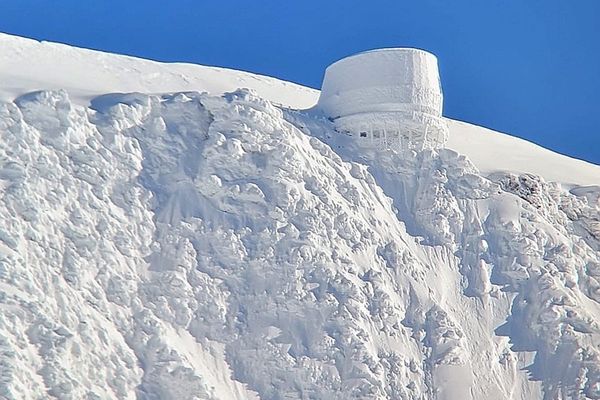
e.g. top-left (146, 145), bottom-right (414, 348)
top-left (1, 33), bottom-right (600, 399)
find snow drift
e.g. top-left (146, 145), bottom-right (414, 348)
top-left (0, 33), bottom-right (600, 400)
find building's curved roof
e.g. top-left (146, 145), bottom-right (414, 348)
top-left (325, 47), bottom-right (436, 70)
top-left (318, 47), bottom-right (444, 119)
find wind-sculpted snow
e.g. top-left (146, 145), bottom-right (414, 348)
top-left (0, 88), bottom-right (599, 399)
top-left (287, 110), bottom-right (600, 399)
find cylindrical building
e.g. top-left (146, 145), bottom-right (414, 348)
top-left (318, 48), bottom-right (448, 150)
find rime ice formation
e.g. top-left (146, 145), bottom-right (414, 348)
top-left (1, 33), bottom-right (600, 400)
top-left (318, 48), bottom-right (448, 150)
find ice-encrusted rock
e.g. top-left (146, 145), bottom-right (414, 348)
top-left (287, 107), bottom-right (600, 399)
top-left (0, 86), bottom-right (599, 400)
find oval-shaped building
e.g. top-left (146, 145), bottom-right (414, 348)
top-left (318, 48), bottom-right (448, 150)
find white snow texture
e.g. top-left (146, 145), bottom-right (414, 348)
top-left (1, 33), bottom-right (600, 400)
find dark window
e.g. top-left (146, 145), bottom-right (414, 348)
top-left (359, 132), bottom-right (368, 138)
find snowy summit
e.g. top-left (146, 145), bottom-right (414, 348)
top-left (0, 32), bottom-right (600, 400)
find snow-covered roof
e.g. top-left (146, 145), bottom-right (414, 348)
top-left (317, 48), bottom-right (443, 119)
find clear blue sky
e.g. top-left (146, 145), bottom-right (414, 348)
top-left (2, 0), bottom-right (599, 165)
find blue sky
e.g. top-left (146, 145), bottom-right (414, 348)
top-left (2, 0), bottom-right (599, 165)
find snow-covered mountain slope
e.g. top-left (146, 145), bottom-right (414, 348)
top-left (0, 32), bottom-right (319, 109)
top-left (1, 33), bottom-right (600, 399)
top-left (446, 120), bottom-right (600, 188)
top-left (2, 32), bottom-right (598, 187)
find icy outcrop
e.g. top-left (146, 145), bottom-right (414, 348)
top-left (287, 108), bottom-right (600, 399)
top-left (1, 86), bottom-right (599, 399)
top-left (2, 33), bottom-right (600, 400)
top-left (318, 48), bottom-right (448, 150)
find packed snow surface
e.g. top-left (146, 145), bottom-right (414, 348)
top-left (0, 33), bottom-right (600, 399)
top-left (446, 119), bottom-right (600, 188)
top-left (0, 32), bottom-right (318, 109)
